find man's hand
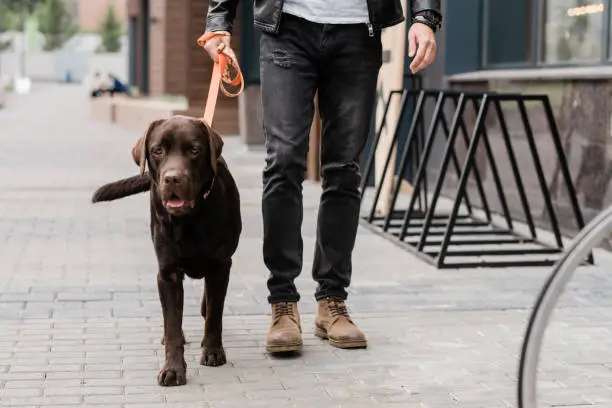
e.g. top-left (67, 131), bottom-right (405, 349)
top-left (202, 32), bottom-right (231, 62)
top-left (408, 23), bottom-right (437, 74)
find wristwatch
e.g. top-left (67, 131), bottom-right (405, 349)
top-left (412, 10), bottom-right (442, 32)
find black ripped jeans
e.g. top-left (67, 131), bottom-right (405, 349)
top-left (260, 13), bottom-right (383, 304)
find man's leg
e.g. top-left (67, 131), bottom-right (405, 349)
top-left (260, 14), bottom-right (319, 353)
top-left (312, 23), bottom-right (382, 349)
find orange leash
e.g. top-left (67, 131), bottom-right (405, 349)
top-left (197, 31), bottom-right (244, 126)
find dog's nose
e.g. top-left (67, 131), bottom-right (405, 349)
top-left (163, 170), bottom-right (183, 185)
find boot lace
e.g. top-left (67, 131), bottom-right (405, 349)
top-left (327, 298), bottom-right (349, 318)
top-left (274, 302), bottom-right (294, 317)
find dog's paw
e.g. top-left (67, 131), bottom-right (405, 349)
top-left (157, 360), bottom-right (187, 387)
top-left (200, 346), bottom-right (226, 367)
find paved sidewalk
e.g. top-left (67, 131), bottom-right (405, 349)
top-left (1, 84), bottom-right (611, 408)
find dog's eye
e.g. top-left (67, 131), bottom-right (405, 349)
top-left (151, 147), bottom-right (164, 156)
top-left (190, 147), bottom-right (200, 156)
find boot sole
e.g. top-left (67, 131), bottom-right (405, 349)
top-left (266, 342), bottom-right (303, 353)
top-left (314, 327), bottom-right (367, 349)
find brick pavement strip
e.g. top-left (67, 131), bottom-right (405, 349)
top-left (1, 84), bottom-right (612, 407)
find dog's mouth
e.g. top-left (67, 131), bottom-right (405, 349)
top-left (162, 192), bottom-right (195, 212)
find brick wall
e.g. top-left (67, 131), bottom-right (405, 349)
top-left (148, 0), bottom-right (166, 96)
top-left (148, 0), bottom-right (191, 97)
top-left (126, 0), bottom-right (241, 135)
top-left (164, 0), bottom-right (190, 95)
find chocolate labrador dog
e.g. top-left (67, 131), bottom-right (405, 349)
top-left (92, 115), bottom-right (242, 386)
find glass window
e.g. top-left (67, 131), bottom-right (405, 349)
top-left (484, 0), bottom-right (533, 66)
top-left (541, 0), bottom-right (605, 63)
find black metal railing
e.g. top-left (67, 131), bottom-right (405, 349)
top-left (359, 89), bottom-right (593, 269)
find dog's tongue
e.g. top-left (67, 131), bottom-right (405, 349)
top-left (166, 199), bottom-right (186, 208)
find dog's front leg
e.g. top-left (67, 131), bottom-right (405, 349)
top-left (200, 259), bottom-right (230, 367)
top-left (157, 271), bottom-right (187, 386)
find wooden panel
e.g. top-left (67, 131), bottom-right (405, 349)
top-left (164, 0), bottom-right (189, 95)
top-left (148, 0), bottom-right (166, 96)
top-left (373, 3), bottom-right (408, 215)
top-left (307, 94), bottom-right (321, 181)
top-left (127, 0), bottom-right (140, 17)
top-left (135, 15), bottom-right (143, 91)
top-left (185, 0), bottom-right (212, 110)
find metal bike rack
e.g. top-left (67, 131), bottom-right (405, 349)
top-left (517, 205), bottom-right (612, 408)
top-left (359, 89), bottom-right (592, 269)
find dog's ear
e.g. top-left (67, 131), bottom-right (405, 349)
top-left (198, 120), bottom-right (223, 174)
top-left (137, 119), bottom-right (165, 176)
top-left (131, 137), bottom-right (144, 167)
top-left (208, 128), bottom-right (224, 174)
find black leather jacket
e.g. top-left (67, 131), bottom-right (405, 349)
top-left (205, 0), bottom-right (441, 35)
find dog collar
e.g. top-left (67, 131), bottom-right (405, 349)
top-left (203, 176), bottom-right (215, 200)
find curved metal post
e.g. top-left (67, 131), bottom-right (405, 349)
top-left (518, 206), bottom-right (612, 408)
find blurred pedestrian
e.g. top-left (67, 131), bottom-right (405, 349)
top-left (89, 71), bottom-right (132, 98)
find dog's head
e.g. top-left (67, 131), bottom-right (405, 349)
top-left (137, 115), bottom-right (223, 216)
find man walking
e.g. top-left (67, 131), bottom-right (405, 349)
top-left (203, 0), bottom-right (442, 353)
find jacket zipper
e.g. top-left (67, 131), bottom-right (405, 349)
top-left (365, 0), bottom-right (374, 37)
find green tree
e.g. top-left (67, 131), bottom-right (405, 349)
top-left (0, 2), bottom-right (15, 50)
top-left (0, 0), bottom-right (47, 51)
top-left (37, 0), bottom-right (77, 51)
top-left (0, 0), bottom-right (44, 15)
top-left (0, 0), bottom-right (38, 31)
top-left (98, 3), bottom-right (121, 53)
top-left (0, 4), bottom-right (17, 30)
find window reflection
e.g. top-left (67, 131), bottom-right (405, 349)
top-left (541, 0), bottom-right (604, 63)
top-left (484, 0), bottom-right (533, 66)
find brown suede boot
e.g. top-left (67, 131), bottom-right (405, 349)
top-left (314, 297), bottom-right (367, 349)
top-left (266, 302), bottom-right (303, 353)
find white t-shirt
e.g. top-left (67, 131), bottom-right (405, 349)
top-left (283, 0), bottom-right (370, 24)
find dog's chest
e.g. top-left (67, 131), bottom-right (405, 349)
top-left (171, 224), bottom-right (219, 259)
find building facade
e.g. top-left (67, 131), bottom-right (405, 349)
top-left (445, 0), bottom-right (611, 75)
top-left (437, 0), bottom-right (612, 235)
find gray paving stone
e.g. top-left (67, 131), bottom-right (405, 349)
top-left (0, 396), bottom-right (83, 406)
top-left (125, 405), bottom-right (209, 408)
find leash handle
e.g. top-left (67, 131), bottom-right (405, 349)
top-left (197, 31), bottom-right (244, 126)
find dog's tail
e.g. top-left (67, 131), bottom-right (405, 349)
top-left (91, 174), bottom-right (151, 203)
